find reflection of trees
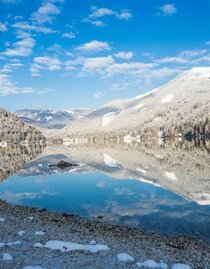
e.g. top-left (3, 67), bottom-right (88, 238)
top-left (40, 138), bottom-right (210, 204)
top-left (0, 145), bottom-right (44, 182)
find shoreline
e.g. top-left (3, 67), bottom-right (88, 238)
top-left (0, 199), bottom-right (210, 269)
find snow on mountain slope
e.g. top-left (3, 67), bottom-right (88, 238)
top-left (16, 109), bottom-right (93, 129)
top-left (62, 67), bottom-right (210, 136)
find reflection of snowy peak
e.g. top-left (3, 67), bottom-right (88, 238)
top-left (18, 154), bottom-right (95, 177)
top-left (34, 138), bottom-right (210, 206)
top-left (62, 67), bottom-right (210, 136)
top-left (16, 109), bottom-right (93, 129)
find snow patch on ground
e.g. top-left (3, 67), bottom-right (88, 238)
top-left (165, 172), bottom-right (178, 182)
top-left (161, 94), bottom-right (173, 104)
top-left (89, 240), bottom-right (96, 245)
top-left (137, 259), bottom-right (168, 268)
top-left (35, 240), bottom-right (110, 253)
top-left (0, 241), bottom-right (21, 247)
top-left (3, 253), bottom-right (13, 261)
top-left (102, 111), bottom-right (119, 126)
top-left (193, 193), bottom-right (210, 206)
top-left (103, 153), bottom-right (119, 168)
top-left (25, 216), bottom-right (33, 221)
top-left (171, 264), bottom-right (191, 269)
top-left (134, 103), bottom-right (145, 111)
top-left (117, 253), bottom-right (134, 262)
top-left (23, 265), bottom-right (45, 269)
top-left (136, 178), bottom-right (160, 188)
top-left (35, 231), bottom-right (45, 236)
top-left (0, 217), bottom-right (5, 222)
top-left (18, 231), bottom-right (25, 236)
top-left (137, 167), bottom-right (147, 174)
top-left (124, 135), bottom-right (136, 143)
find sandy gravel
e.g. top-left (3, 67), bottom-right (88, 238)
top-left (0, 199), bottom-right (210, 269)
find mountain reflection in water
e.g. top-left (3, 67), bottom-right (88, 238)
top-left (0, 139), bottom-right (210, 244)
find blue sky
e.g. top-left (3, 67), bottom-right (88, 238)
top-left (0, 0), bottom-right (210, 111)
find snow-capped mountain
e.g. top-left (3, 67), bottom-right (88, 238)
top-left (61, 67), bottom-right (210, 137)
top-left (16, 109), bottom-right (93, 129)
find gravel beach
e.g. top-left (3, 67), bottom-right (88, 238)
top-left (0, 199), bottom-right (210, 269)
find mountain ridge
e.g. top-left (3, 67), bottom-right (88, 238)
top-left (16, 108), bottom-right (93, 129)
top-left (59, 67), bottom-right (210, 139)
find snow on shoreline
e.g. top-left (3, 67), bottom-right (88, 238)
top-left (34, 240), bottom-right (110, 253)
top-left (103, 153), bottom-right (120, 168)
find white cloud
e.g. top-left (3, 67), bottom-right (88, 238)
top-left (12, 21), bottom-right (56, 34)
top-left (47, 43), bottom-right (62, 53)
top-left (114, 51), bottom-right (133, 60)
top-left (105, 62), bottom-right (156, 77)
top-left (79, 56), bottom-right (114, 76)
top-left (179, 49), bottom-right (207, 58)
top-left (84, 6), bottom-right (132, 27)
top-left (89, 7), bottom-right (132, 20)
top-left (156, 49), bottom-right (208, 64)
top-left (0, 32), bottom-right (36, 57)
top-left (30, 1), bottom-right (61, 24)
top-left (31, 56), bottom-right (61, 76)
top-left (156, 56), bottom-right (187, 64)
top-left (191, 53), bottom-right (210, 64)
top-left (93, 91), bottom-right (102, 99)
top-left (62, 32), bottom-right (76, 39)
top-left (83, 18), bottom-right (106, 27)
top-left (116, 10), bottom-right (132, 20)
top-left (0, 22), bottom-right (8, 32)
top-left (76, 40), bottom-right (111, 53)
top-left (111, 82), bottom-right (131, 91)
top-left (83, 56), bottom-right (114, 70)
top-left (64, 60), bottom-right (77, 71)
top-left (1, 59), bottom-right (23, 74)
top-left (159, 4), bottom-right (177, 16)
top-left (77, 56), bottom-right (176, 82)
top-left (143, 67), bottom-right (181, 79)
top-left (89, 7), bottom-right (114, 19)
top-left (0, 74), bottom-right (34, 96)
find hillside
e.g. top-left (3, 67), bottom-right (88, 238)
top-left (0, 108), bottom-right (45, 144)
top-left (61, 67), bottom-right (210, 139)
top-left (16, 108), bottom-right (93, 129)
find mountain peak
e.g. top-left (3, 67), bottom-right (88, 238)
top-left (187, 67), bottom-right (210, 77)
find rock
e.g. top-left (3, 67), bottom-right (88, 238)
top-left (49, 160), bottom-right (78, 169)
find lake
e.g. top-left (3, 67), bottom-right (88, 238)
top-left (0, 139), bottom-right (210, 244)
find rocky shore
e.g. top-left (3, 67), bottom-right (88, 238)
top-left (0, 199), bottom-right (209, 269)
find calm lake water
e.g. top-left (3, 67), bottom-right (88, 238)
top-left (0, 141), bottom-right (210, 244)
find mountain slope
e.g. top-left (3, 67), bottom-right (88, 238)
top-left (16, 109), bottom-right (93, 129)
top-left (62, 67), bottom-right (210, 138)
top-left (0, 108), bottom-right (45, 144)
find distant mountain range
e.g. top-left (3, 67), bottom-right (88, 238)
top-left (16, 109), bottom-right (93, 129)
top-left (15, 67), bottom-right (210, 139)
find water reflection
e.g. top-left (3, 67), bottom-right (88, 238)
top-left (0, 144), bottom-right (44, 182)
top-left (0, 139), bottom-right (209, 243)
